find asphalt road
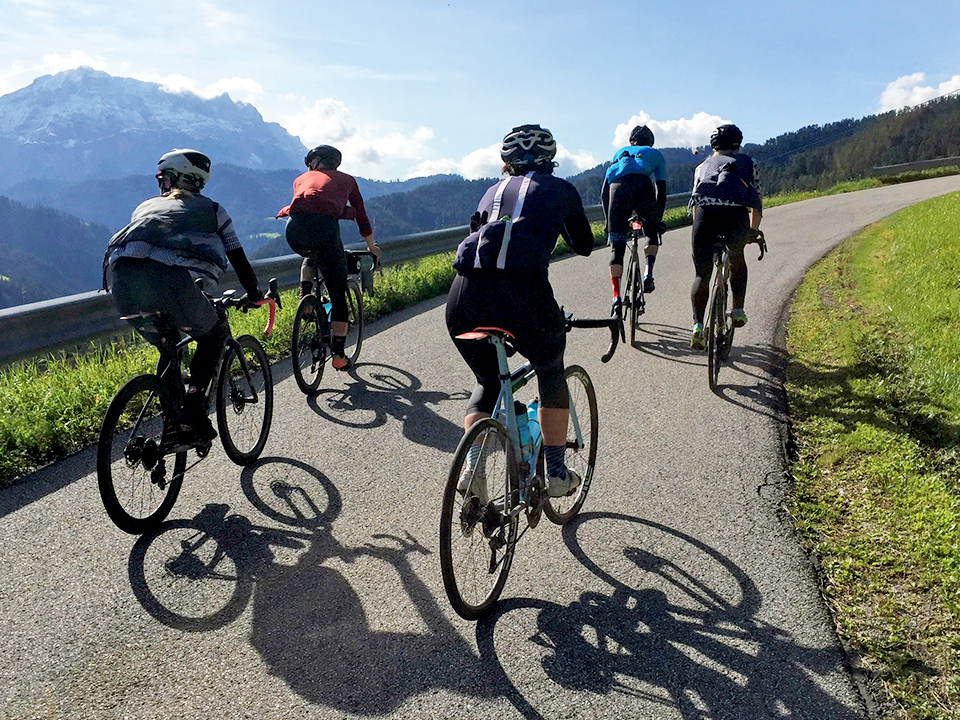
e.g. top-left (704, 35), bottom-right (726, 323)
top-left (3, 175), bottom-right (960, 720)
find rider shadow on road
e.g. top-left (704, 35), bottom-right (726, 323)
top-left (127, 456), bottom-right (499, 715)
top-left (306, 361), bottom-right (468, 453)
top-left (476, 512), bottom-right (863, 720)
top-left (630, 323), bottom-right (703, 366)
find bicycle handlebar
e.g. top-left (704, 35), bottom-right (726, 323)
top-left (566, 315), bottom-right (621, 363)
top-left (220, 277), bottom-right (282, 336)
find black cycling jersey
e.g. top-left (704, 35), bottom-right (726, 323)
top-left (453, 172), bottom-right (592, 272)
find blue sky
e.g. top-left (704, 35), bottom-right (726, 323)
top-left (1, 0), bottom-right (958, 180)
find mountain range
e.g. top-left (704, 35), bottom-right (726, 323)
top-left (2, 67), bottom-right (959, 309)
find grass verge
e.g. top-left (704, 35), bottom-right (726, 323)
top-left (785, 190), bottom-right (960, 718)
top-left (1, 166), bottom-right (957, 488)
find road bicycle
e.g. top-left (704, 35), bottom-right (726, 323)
top-left (291, 249), bottom-right (378, 394)
top-left (439, 314), bottom-right (619, 620)
top-left (97, 279), bottom-right (281, 534)
top-left (706, 231), bottom-right (767, 391)
top-left (613, 216), bottom-right (647, 347)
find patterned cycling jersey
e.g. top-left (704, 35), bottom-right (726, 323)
top-left (604, 145), bottom-right (666, 184)
top-left (689, 152), bottom-right (762, 210)
top-left (453, 172), bottom-right (592, 272)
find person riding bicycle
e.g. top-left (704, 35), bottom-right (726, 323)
top-left (103, 149), bottom-right (262, 441)
top-left (446, 124), bottom-right (594, 498)
top-left (277, 144), bottom-right (381, 370)
top-left (688, 124), bottom-right (763, 350)
top-left (600, 124), bottom-right (667, 310)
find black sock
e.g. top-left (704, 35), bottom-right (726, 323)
top-left (646, 255), bottom-right (656, 276)
top-left (332, 334), bottom-right (346, 356)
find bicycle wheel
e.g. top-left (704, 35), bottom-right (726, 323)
top-left (217, 335), bottom-right (273, 465)
top-left (707, 281), bottom-right (726, 391)
top-left (544, 365), bottom-right (598, 525)
top-left (291, 294), bottom-right (325, 394)
top-left (344, 279), bottom-right (364, 365)
top-left (440, 418), bottom-right (519, 620)
top-left (98, 374), bottom-right (186, 534)
top-left (629, 251), bottom-right (644, 346)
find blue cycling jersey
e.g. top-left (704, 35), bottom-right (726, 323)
top-left (604, 145), bottom-right (666, 184)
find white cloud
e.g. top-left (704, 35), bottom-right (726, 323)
top-left (407, 143), bottom-right (597, 181)
top-left (879, 72), bottom-right (960, 112)
top-left (40, 50), bottom-right (107, 74)
top-left (613, 111), bottom-right (729, 149)
top-left (280, 98), bottom-right (441, 177)
top-left (133, 72), bottom-right (263, 104)
top-left (282, 98), bottom-right (353, 144)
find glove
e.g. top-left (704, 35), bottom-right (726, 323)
top-left (657, 221), bottom-right (667, 237)
top-left (749, 228), bottom-right (765, 243)
top-left (242, 285), bottom-right (263, 304)
top-left (469, 210), bottom-right (488, 233)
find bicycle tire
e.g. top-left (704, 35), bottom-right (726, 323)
top-left (97, 374), bottom-right (186, 534)
top-left (544, 365), bottom-right (598, 525)
top-left (630, 252), bottom-right (644, 346)
top-left (440, 418), bottom-right (518, 620)
top-left (707, 281), bottom-right (725, 391)
top-left (217, 335), bottom-right (273, 465)
top-left (291, 294), bottom-right (325, 394)
top-left (344, 279), bottom-right (364, 365)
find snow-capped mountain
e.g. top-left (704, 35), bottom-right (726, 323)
top-left (0, 67), bottom-right (306, 188)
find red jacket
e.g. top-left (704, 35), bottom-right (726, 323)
top-left (277, 169), bottom-right (373, 237)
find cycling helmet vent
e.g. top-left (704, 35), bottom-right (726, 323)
top-left (710, 124), bottom-right (743, 151)
top-left (629, 125), bottom-right (655, 147)
top-left (157, 149), bottom-right (211, 188)
top-left (500, 124), bottom-right (557, 166)
top-left (305, 145), bottom-right (342, 170)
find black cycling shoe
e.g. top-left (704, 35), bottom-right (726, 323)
top-left (643, 275), bottom-right (655, 294)
top-left (181, 397), bottom-right (217, 442)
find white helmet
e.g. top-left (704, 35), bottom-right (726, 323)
top-left (156, 149), bottom-right (211, 189)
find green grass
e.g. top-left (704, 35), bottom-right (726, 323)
top-left (786, 190), bottom-right (960, 718)
top-left (1, 167), bottom-right (958, 488)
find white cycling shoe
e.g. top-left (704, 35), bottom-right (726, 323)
top-left (546, 469), bottom-right (581, 498)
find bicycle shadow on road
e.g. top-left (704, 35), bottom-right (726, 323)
top-left (127, 456), bottom-right (498, 714)
top-left (306, 361), bottom-right (468, 452)
top-left (475, 511), bottom-right (863, 720)
top-left (712, 343), bottom-right (789, 419)
top-left (630, 323), bottom-right (704, 366)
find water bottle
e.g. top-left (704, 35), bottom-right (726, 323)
top-left (527, 400), bottom-right (541, 451)
top-left (514, 401), bottom-right (533, 463)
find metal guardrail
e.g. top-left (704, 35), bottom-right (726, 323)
top-left (0, 194), bottom-right (690, 366)
top-left (871, 156), bottom-right (960, 176)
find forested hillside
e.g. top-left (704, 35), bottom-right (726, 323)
top-left (751, 93), bottom-right (960, 193)
top-left (0, 196), bottom-right (110, 308)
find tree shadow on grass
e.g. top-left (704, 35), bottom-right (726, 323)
top-left (787, 354), bottom-right (960, 457)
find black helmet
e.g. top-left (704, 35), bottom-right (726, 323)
top-left (305, 145), bottom-right (342, 169)
top-left (710, 124), bottom-right (743, 151)
top-left (500, 124), bottom-right (557, 167)
top-left (629, 125), bottom-right (654, 146)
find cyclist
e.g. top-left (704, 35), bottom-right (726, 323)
top-left (688, 124), bottom-right (763, 350)
top-left (277, 144), bottom-right (381, 370)
top-left (600, 124), bottom-right (667, 311)
top-left (103, 149), bottom-right (262, 440)
top-left (446, 124), bottom-right (594, 498)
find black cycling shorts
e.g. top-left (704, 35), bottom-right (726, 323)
top-left (606, 173), bottom-right (661, 242)
top-left (446, 269), bottom-right (568, 412)
top-left (691, 205), bottom-right (750, 277)
top-left (285, 213), bottom-right (349, 322)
